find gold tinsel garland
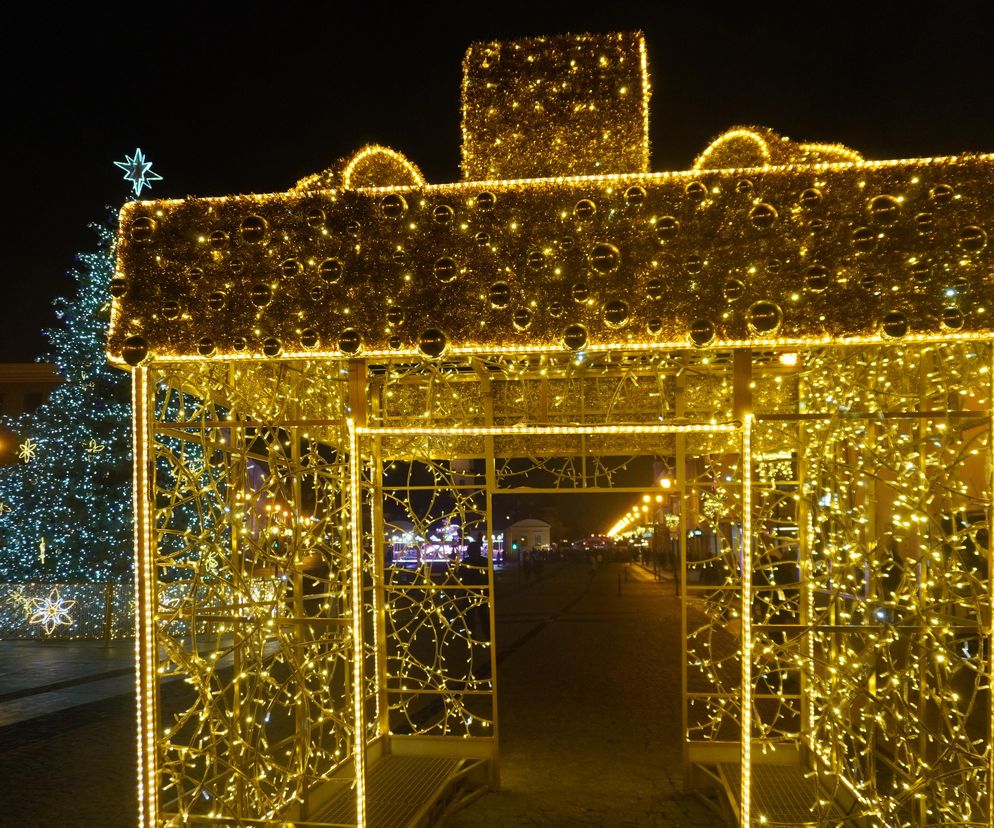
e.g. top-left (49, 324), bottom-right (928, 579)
top-left (108, 31), bottom-right (994, 366)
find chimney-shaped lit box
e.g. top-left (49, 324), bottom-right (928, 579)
top-left (110, 32), bottom-right (994, 827)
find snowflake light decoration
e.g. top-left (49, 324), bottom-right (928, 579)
top-left (85, 438), bottom-right (106, 455)
top-left (700, 489), bottom-right (729, 524)
top-left (757, 455), bottom-right (794, 484)
top-left (29, 587), bottom-right (76, 635)
top-left (17, 438), bottom-right (37, 463)
top-left (114, 147), bottom-right (163, 197)
top-left (6, 585), bottom-right (33, 615)
top-left (202, 546), bottom-right (222, 575)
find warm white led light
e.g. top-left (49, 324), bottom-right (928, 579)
top-left (347, 420), bottom-right (367, 827)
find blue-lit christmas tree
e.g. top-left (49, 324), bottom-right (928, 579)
top-left (0, 215), bottom-right (132, 583)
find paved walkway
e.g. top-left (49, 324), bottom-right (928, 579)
top-left (0, 639), bottom-right (134, 727)
top-left (0, 671), bottom-right (139, 826)
top-left (0, 562), bottom-right (716, 827)
top-left (449, 561), bottom-right (713, 827)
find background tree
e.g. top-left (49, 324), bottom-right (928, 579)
top-left (0, 214), bottom-right (132, 582)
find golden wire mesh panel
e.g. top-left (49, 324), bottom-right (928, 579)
top-left (750, 344), bottom-right (992, 826)
top-left (684, 450), bottom-right (748, 745)
top-left (149, 363), bottom-right (357, 823)
top-left (359, 445), bottom-right (495, 740)
top-left (369, 352), bottom-right (683, 430)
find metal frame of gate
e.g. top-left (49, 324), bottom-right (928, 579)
top-left (131, 361), bottom-right (747, 825)
top-left (112, 29), bottom-right (994, 828)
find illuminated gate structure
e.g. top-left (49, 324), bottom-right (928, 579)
top-left (109, 32), bottom-right (994, 828)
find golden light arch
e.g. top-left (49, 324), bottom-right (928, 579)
top-left (110, 31), bottom-right (994, 828)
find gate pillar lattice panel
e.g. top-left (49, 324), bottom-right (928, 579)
top-left (133, 360), bottom-right (362, 826)
top-left (738, 344), bottom-right (993, 827)
top-left (355, 431), bottom-right (497, 748)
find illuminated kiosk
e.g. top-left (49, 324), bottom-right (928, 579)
top-left (109, 32), bottom-right (993, 828)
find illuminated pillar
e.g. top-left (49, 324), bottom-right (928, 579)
top-left (740, 415), bottom-right (753, 825)
top-left (131, 366), bottom-right (158, 828)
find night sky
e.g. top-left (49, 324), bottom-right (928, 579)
top-left (3, 4), bottom-right (994, 363)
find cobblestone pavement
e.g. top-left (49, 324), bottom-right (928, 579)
top-left (0, 561), bottom-right (719, 827)
top-left (448, 561), bottom-right (718, 828)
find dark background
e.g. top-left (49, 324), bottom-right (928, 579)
top-left (3, 3), bottom-right (994, 362)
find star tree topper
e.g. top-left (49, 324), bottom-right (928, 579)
top-left (114, 147), bottom-right (163, 197)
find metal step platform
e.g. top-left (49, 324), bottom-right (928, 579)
top-left (312, 754), bottom-right (490, 828)
top-left (695, 761), bottom-right (855, 827)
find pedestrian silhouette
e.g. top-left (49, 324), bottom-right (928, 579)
top-left (457, 539), bottom-right (490, 642)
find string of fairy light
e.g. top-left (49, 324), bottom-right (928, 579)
top-left (133, 349), bottom-right (993, 825)
top-left (0, 150), bottom-right (162, 638)
top-left (134, 346), bottom-right (989, 824)
top-left (0, 219), bottom-right (136, 640)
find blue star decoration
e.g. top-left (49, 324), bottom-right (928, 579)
top-left (114, 147), bottom-right (163, 197)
